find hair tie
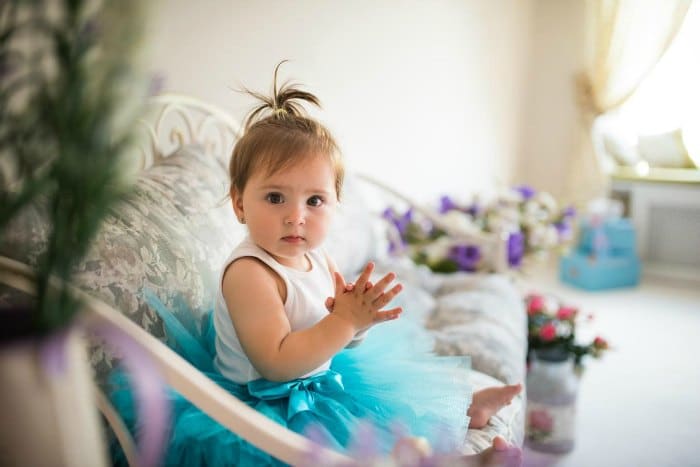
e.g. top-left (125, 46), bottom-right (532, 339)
top-left (273, 107), bottom-right (287, 116)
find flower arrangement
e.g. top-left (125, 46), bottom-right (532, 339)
top-left (525, 292), bottom-right (609, 369)
top-left (382, 185), bottom-right (576, 273)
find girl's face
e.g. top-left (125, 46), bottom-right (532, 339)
top-left (233, 154), bottom-right (338, 270)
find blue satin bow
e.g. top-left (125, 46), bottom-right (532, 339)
top-left (247, 370), bottom-right (346, 419)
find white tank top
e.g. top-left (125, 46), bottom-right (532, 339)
top-left (213, 237), bottom-right (334, 383)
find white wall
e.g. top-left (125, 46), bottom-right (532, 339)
top-left (517, 0), bottom-right (586, 200)
top-left (144, 0), bottom-right (533, 202)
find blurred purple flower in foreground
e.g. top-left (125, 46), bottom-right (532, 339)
top-left (449, 245), bottom-right (481, 272)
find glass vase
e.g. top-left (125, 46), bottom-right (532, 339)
top-left (525, 348), bottom-right (578, 453)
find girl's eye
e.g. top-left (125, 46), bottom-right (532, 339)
top-left (307, 195), bottom-right (324, 207)
top-left (266, 193), bottom-right (284, 204)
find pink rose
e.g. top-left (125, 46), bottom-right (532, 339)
top-left (527, 295), bottom-right (546, 315)
top-left (556, 306), bottom-right (577, 320)
top-left (539, 322), bottom-right (557, 341)
top-left (528, 409), bottom-right (553, 432)
top-left (593, 336), bottom-right (608, 349)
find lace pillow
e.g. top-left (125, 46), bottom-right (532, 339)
top-left (76, 145), bottom-right (242, 379)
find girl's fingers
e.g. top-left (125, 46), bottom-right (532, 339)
top-left (353, 262), bottom-right (374, 295)
top-left (334, 271), bottom-right (346, 297)
top-left (325, 297), bottom-right (335, 312)
top-left (344, 282), bottom-right (368, 293)
top-left (374, 307), bottom-right (402, 322)
top-left (372, 283), bottom-right (403, 308)
top-left (365, 273), bottom-right (396, 301)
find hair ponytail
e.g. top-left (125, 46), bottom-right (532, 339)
top-left (242, 60), bottom-right (322, 130)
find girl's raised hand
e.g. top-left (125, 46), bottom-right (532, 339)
top-left (329, 262), bottom-right (403, 333)
top-left (324, 279), bottom-right (371, 312)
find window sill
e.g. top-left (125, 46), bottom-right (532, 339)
top-left (611, 166), bottom-right (700, 184)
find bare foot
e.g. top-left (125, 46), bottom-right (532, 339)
top-left (468, 384), bottom-right (522, 428)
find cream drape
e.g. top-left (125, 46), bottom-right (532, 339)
top-left (568, 0), bottom-right (691, 204)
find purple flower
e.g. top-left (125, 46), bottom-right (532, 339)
top-left (382, 207), bottom-right (397, 221)
top-left (507, 231), bottom-right (525, 267)
top-left (400, 208), bottom-right (413, 224)
top-left (395, 209), bottom-right (413, 236)
top-left (382, 207), bottom-right (413, 236)
top-left (555, 220), bottom-right (572, 242)
top-left (563, 205), bottom-right (576, 218)
top-left (387, 236), bottom-right (407, 255)
top-left (383, 208), bottom-right (416, 256)
top-left (438, 195), bottom-right (458, 214)
top-left (465, 202), bottom-right (481, 217)
top-left (515, 185), bottom-right (536, 200)
top-left (449, 244), bottom-right (481, 272)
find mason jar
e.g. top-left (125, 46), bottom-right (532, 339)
top-left (525, 348), bottom-right (578, 453)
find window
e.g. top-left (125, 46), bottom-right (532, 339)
top-left (599, 2), bottom-right (700, 171)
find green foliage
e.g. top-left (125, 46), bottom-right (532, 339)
top-left (0, 0), bottom-right (148, 334)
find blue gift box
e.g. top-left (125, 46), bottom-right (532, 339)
top-left (578, 218), bottom-right (637, 256)
top-left (559, 250), bottom-right (641, 291)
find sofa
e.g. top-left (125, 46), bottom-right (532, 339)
top-left (0, 95), bottom-right (526, 462)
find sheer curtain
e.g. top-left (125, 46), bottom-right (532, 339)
top-left (568, 0), bottom-right (691, 203)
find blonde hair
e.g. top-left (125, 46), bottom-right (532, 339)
top-left (229, 61), bottom-right (344, 200)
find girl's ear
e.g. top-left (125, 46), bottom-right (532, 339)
top-left (231, 189), bottom-right (245, 224)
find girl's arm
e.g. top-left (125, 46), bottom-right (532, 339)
top-left (223, 258), bottom-right (401, 382)
top-left (222, 257), bottom-right (355, 382)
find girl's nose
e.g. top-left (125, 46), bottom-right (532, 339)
top-left (284, 205), bottom-right (306, 225)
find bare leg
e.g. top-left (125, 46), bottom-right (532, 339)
top-left (468, 384), bottom-right (522, 429)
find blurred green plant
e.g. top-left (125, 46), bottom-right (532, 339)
top-left (0, 0), bottom-right (149, 334)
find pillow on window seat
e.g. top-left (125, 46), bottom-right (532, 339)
top-left (638, 129), bottom-right (694, 168)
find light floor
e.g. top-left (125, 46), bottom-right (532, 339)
top-left (517, 265), bottom-right (700, 467)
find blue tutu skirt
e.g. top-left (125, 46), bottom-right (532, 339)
top-left (108, 294), bottom-right (472, 466)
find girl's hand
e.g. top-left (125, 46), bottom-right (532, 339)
top-left (329, 262), bottom-right (403, 332)
top-left (324, 280), bottom-right (371, 312)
